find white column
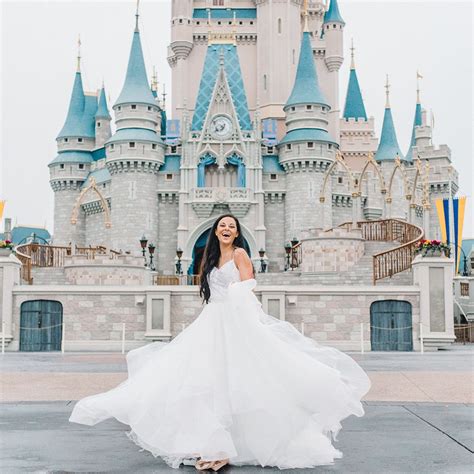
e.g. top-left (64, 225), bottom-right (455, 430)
top-left (412, 254), bottom-right (455, 350)
top-left (0, 252), bottom-right (21, 350)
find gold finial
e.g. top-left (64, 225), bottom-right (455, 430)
top-left (303, 0), bottom-right (309, 32)
top-left (76, 34), bottom-right (81, 72)
top-left (162, 83), bottom-right (167, 108)
top-left (385, 74), bottom-right (391, 108)
top-left (350, 38), bottom-right (355, 69)
top-left (135, 0), bottom-right (140, 32)
top-left (416, 70), bottom-right (423, 104)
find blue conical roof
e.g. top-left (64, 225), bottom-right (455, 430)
top-left (95, 86), bottom-right (111, 119)
top-left (343, 68), bottom-right (367, 120)
top-left (375, 107), bottom-right (404, 161)
top-left (324, 0), bottom-right (345, 25)
top-left (115, 30), bottom-right (156, 107)
top-left (57, 72), bottom-right (97, 139)
top-left (405, 102), bottom-right (422, 161)
top-left (285, 32), bottom-right (329, 109)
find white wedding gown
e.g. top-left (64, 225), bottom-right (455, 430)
top-left (69, 259), bottom-right (371, 469)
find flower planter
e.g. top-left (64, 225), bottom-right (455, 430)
top-left (0, 248), bottom-right (12, 256)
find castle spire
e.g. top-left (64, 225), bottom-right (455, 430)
top-left (114, 5), bottom-right (156, 107)
top-left (343, 39), bottom-right (367, 121)
top-left (406, 71), bottom-right (424, 161)
top-left (285, 31), bottom-right (329, 108)
top-left (323, 0), bottom-right (345, 25)
top-left (95, 84), bottom-right (111, 120)
top-left (375, 76), bottom-right (404, 162)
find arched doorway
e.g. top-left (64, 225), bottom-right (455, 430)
top-left (20, 300), bottom-right (63, 351)
top-left (188, 229), bottom-right (251, 275)
top-left (370, 300), bottom-right (413, 351)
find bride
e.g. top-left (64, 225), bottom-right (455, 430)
top-left (69, 214), bottom-right (371, 471)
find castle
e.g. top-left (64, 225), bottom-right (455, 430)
top-left (49, 0), bottom-right (458, 275)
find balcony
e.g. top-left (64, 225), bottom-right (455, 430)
top-left (190, 187), bottom-right (251, 218)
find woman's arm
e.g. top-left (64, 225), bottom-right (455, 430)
top-left (234, 247), bottom-right (254, 281)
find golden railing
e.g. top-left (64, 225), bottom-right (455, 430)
top-left (454, 324), bottom-right (474, 343)
top-left (15, 243), bottom-right (121, 284)
top-left (334, 219), bottom-right (424, 284)
top-left (153, 274), bottom-right (201, 286)
top-left (14, 246), bottom-right (33, 285)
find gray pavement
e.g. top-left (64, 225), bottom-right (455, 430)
top-left (1, 344), bottom-right (473, 373)
top-left (1, 401), bottom-right (473, 473)
top-left (1, 347), bottom-right (473, 473)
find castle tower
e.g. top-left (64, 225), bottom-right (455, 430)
top-left (49, 38), bottom-right (96, 246)
top-left (339, 40), bottom-right (377, 172)
top-left (256, 0), bottom-right (301, 123)
top-left (375, 76), bottom-right (404, 163)
top-left (374, 76), bottom-right (406, 221)
top-left (95, 84), bottom-right (112, 148)
top-left (405, 73), bottom-right (423, 162)
top-left (278, 27), bottom-right (337, 238)
top-left (321, 0), bottom-right (345, 140)
top-left (169, 0), bottom-right (193, 122)
top-left (105, 6), bottom-right (165, 253)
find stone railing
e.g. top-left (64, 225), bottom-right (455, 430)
top-left (334, 219), bottom-right (424, 284)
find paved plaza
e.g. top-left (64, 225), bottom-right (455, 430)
top-left (1, 346), bottom-right (473, 473)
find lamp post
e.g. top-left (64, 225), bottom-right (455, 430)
top-left (176, 248), bottom-right (183, 275)
top-left (258, 248), bottom-right (267, 273)
top-left (139, 235), bottom-right (148, 266)
top-left (290, 237), bottom-right (299, 271)
top-left (148, 243), bottom-right (156, 271)
top-left (284, 243), bottom-right (292, 271)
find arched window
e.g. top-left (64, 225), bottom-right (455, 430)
top-left (277, 18), bottom-right (282, 34)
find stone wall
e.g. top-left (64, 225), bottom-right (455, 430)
top-left (300, 227), bottom-right (365, 273)
top-left (157, 198), bottom-right (179, 274)
top-left (263, 198), bottom-right (286, 271)
top-left (64, 255), bottom-right (149, 286)
top-left (10, 284), bottom-right (421, 352)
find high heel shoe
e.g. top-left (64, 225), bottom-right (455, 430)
top-left (195, 458), bottom-right (215, 471)
top-left (211, 458), bottom-right (229, 471)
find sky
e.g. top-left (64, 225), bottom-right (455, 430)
top-left (0, 0), bottom-right (473, 237)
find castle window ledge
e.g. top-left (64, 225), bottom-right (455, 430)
top-left (191, 187), bottom-right (251, 218)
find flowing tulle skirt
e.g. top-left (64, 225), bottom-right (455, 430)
top-left (69, 279), bottom-right (371, 469)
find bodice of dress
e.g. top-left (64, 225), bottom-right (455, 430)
top-left (208, 259), bottom-right (241, 303)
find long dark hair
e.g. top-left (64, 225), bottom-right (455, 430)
top-left (199, 214), bottom-right (246, 304)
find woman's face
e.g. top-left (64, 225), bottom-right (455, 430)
top-left (215, 216), bottom-right (239, 245)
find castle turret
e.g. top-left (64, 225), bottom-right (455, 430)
top-left (279, 27), bottom-right (337, 237)
top-left (95, 84), bottom-right (112, 148)
top-left (169, 0), bottom-right (193, 122)
top-left (105, 5), bottom-right (165, 253)
top-left (375, 76), bottom-right (404, 163)
top-left (50, 38), bottom-right (96, 246)
top-left (256, 0), bottom-right (301, 123)
top-left (322, 0), bottom-right (345, 139)
top-left (339, 40), bottom-right (377, 171)
top-left (405, 73), bottom-right (423, 161)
